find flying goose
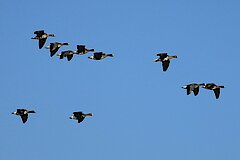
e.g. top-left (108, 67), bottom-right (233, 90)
top-left (202, 83), bottom-right (224, 99)
top-left (154, 53), bottom-right (177, 71)
top-left (12, 109), bottom-right (36, 123)
top-left (182, 83), bottom-right (205, 96)
top-left (88, 52), bottom-right (113, 60)
top-left (57, 50), bottom-right (78, 61)
top-left (76, 45), bottom-right (94, 55)
top-left (31, 30), bottom-right (55, 49)
top-left (45, 42), bottom-right (69, 57)
top-left (69, 112), bottom-right (93, 123)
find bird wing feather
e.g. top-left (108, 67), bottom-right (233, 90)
top-left (39, 38), bottom-right (47, 49)
top-left (94, 52), bottom-right (103, 60)
top-left (20, 114), bottom-right (28, 123)
top-left (213, 88), bottom-right (220, 99)
top-left (162, 60), bottom-right (170, 71)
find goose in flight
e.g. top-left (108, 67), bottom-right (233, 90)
top-left (88, 52), bottom-right (113, 60)
top-left (57, 50), bottom-right (78, 61)
top-left (154, 53), bottom-right (177, 71)
top-left (182, 83), bottom-right (205, 96)
top-left (202, 83), bottom-right (224, 99)
top-left (69, 112), bottom-right (93, 123)
top-left (12, 109), bottom-right (36, 123)
top-left (76, 45), bottom-right (94, 55)
top-left (45, 42), bottom-right (69, 57)
top-left (31, 30), bottom-right (55, 49)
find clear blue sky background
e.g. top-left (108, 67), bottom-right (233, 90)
top-left (0, 0), bottom-right (240, 159)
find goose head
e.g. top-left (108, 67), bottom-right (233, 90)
top-left (12, 111), bottom-right (17, 115)
top-left (88, 56), bottom-right (94, 59)
top-left (69, 115), bottom-right (77, 120)
top-left (199, 83), bottom-right (205, 87)
top-left (45, 45), bottom-right (50, 49)
top-left (31, 37), bottom-right (38, 40)
top-left (181, 85), bottom-right (187, 89)
top-left (154, 58), bottom-right (161, 62)
top-left (202, 84), bottom-right (207, 88)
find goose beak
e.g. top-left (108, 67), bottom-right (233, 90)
top-left (153, 58), bottom-right (159, 62)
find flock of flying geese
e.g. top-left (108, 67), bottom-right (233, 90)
top-left (11, 30), bottom-right (225, 124)
top-left (31, 30), bottom-right (113, 61)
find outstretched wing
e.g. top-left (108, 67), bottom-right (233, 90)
top-left (60, 53), bottom-right (64, 59)
top-left (20, 114), bottom-right (28, 123)
top-left (94, 52), bottom-right (103, 60)
top-left (39, 38), bottom-right (47, 49)
top-left (50, 43), bottom-right (59, 57)
top-left (73, 112), bottom-right (85, 123)
top-left (213, 88), bottom-right (220, 99)
top-left (186, 86), bottom-right (192, 95)
top-left (67, 54), bottom-right (73, 61)
top-left (157, 53), bottom-right (168, 59)
top-left (162, 60), bottom-right (170, 72)
top-left (17, 109), bottom-right (23, 113)
top-left (73, 112), bottom-right (83, 118)
top-left (77, 45), bottom-right (85, 54)
top-left (193, 87), bottom-right (200, 96)
top-left (78, 117), bottom-right (85, 123)
top-left (34, 30), bottom-right (44, 37)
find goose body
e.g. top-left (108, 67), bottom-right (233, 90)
top-left (154, 53), bottom-right (177, 71)
top-left (76, 45), bottom-right (94, 55)
top-left (45, 42), bottom-right (69, 57)
top-left (88, 52), bottom-right (113, 60)
top-left (182, 83), bottom-right (205, 96)
top-left (57, 50), bottom-right (77, 61)
top-left (32, 30), bottom-right (55, 49)
top-left (12, 109), bottom-right (35, 123)
top-left (69, 112), bottom-right (93, 123)
top-left (202, 83), bottom-right (224, 99)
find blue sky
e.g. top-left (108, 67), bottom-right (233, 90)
top-left (0, 0), bottom-right (240, 159)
